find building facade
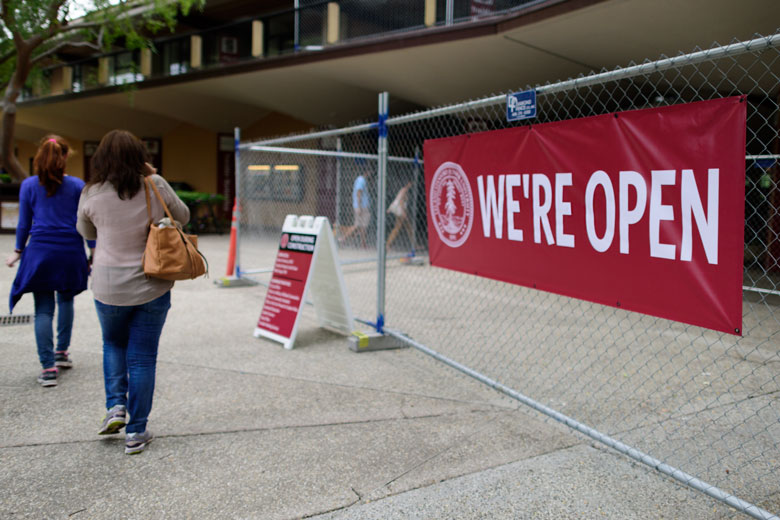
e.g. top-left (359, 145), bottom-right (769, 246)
top-left (9, 0), bottom-right (779, 216)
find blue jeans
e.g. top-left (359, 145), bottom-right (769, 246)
top-left (94, 292), bottom-right (171, 434)
top-left (33, 291), bottom-right (75, 369)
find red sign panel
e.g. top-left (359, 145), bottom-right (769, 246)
top-left (424, 97), bottom-right (746, 335)
top-left (256, 232), bottom-right (316, 338)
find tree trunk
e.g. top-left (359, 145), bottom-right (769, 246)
top-left (1, 37), bottom-right (39, 181)
top-left (1, 93), bottom-right (26, 181)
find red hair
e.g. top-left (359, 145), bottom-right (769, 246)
top-left (34, 135), bottom-right (69, 196)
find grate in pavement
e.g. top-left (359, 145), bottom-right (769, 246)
top-left (0, 314), bottom-right (33, 326)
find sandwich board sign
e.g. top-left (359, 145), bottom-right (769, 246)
top-left (254, 215), bottom-right (354, 349)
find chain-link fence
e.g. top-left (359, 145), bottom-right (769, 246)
top-left (235, 32), bottom-right (780, 518)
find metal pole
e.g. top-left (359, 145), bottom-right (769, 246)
top-left (445, 0), bottom-right (454, 25)
top-left (247, 145), bottom-right (417, 163)
top-left (411, 146), bottom-right (421, 255)
top-left (246, 121), bottom-right (378, 148)
top-left (335, 137), bottom-right (342, 231)
top-left (233, 126), bottom-right (242, 277)
top-left (376, 92), bottom-right (389, 333)
top-left (294, 0), bottom-right (300, 51)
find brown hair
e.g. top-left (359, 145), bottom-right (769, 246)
top-left (88, 129), bottom-right (150, 200)
top-left (35, 135), bottom-right (69, 196)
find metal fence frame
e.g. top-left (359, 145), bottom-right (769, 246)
top-left (236, 33), bottom-right (780, 519)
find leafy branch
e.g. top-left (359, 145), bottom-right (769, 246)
top-left (0, 0), bottom-right (203, 180)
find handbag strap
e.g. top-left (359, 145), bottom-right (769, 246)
top-left (144, 176), bottom-right (177, 224)
top-left (143, 177), bottom-right (153, 228)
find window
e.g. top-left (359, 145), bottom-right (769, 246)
top-left (159, 38), bottom-right (191, 76)
top-left (110, 51), bottom-right (142, 85)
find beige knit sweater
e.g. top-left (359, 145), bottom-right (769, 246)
top-left (77, 174), bottom-right (190, 306)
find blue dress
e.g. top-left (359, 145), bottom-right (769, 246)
top-left (9, 176), bottom-right (94, 312)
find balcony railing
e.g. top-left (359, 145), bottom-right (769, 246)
top-left (22, 0), bottom-right (549, 100)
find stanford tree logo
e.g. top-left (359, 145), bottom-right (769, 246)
top-left (429, 161), bottom-right (474, 248)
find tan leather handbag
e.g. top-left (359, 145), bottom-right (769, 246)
top-left (142, 177), bottom-right (208, 281)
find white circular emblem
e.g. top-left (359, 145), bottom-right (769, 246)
top-left (429, 161), bottom-right (474, 248)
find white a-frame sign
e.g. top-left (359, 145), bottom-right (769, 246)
top-left (254, 215), bottom-right (354, 349)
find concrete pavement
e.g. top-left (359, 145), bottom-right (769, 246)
top-left (0, 233), bottom-right (741, 519)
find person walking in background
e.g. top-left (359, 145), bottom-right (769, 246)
top-left (338, 163), bottom-right (373, 248)
top-left (5, 135), bottom-right (94, 387)
top-left (77, 129), bottom-right (189, 455)
top-left (386, 180), bottom-right (415, 251)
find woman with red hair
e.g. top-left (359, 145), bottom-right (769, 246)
top-left (5, 135), bottom-right (94, 387)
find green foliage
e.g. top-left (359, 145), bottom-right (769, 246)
top-left (0, 173), bottom-right (12, 183)
top-left (0, 0), bottom-right (205, 87)
top-left (3, 0), bottom-right (58, 40)
top-left (80, 0), bottom-right (203, 51)
top-left (175, 191), bottom-right (226, 205)
top-left (25, 67), bottom-right (50, 93)
top-left (0, 33), bottom-right (14, 89)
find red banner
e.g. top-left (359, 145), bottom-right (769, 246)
top-left (424, 97), bottom-right (746, 335)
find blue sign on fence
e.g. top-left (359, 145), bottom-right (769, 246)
top-left (506, 90), bottom-right (537, 122)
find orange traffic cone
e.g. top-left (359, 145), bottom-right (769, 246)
top-left (225, 199), bottom-right (238, 277)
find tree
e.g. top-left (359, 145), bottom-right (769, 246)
top-left (0, 0), bottom-right (202, 181)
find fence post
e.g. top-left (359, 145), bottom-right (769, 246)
top-left (294, 0), bottom-right (300, 51)
top-left (233, 126), bottom-right (242, 278)
top-left (376, 92), bottom-right (389, 332)
top-left (445, 0), bottom-right (454, 25)
top-left (335, 137), bottom-right (342, 231)
top-left (412, 146), bottom-right (421, 255)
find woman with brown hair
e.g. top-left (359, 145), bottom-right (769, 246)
top-left (77, 129), bottom-right (189, 455)
top-left (6, 135), bottom-right (94, 387)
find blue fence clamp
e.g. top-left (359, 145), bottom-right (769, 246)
top-left (235, 265), bottom-right (242, 278)
top-left (378, 112), bottom-right (388, 138)
top-left (365, 314), bottom-right (385, 334)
